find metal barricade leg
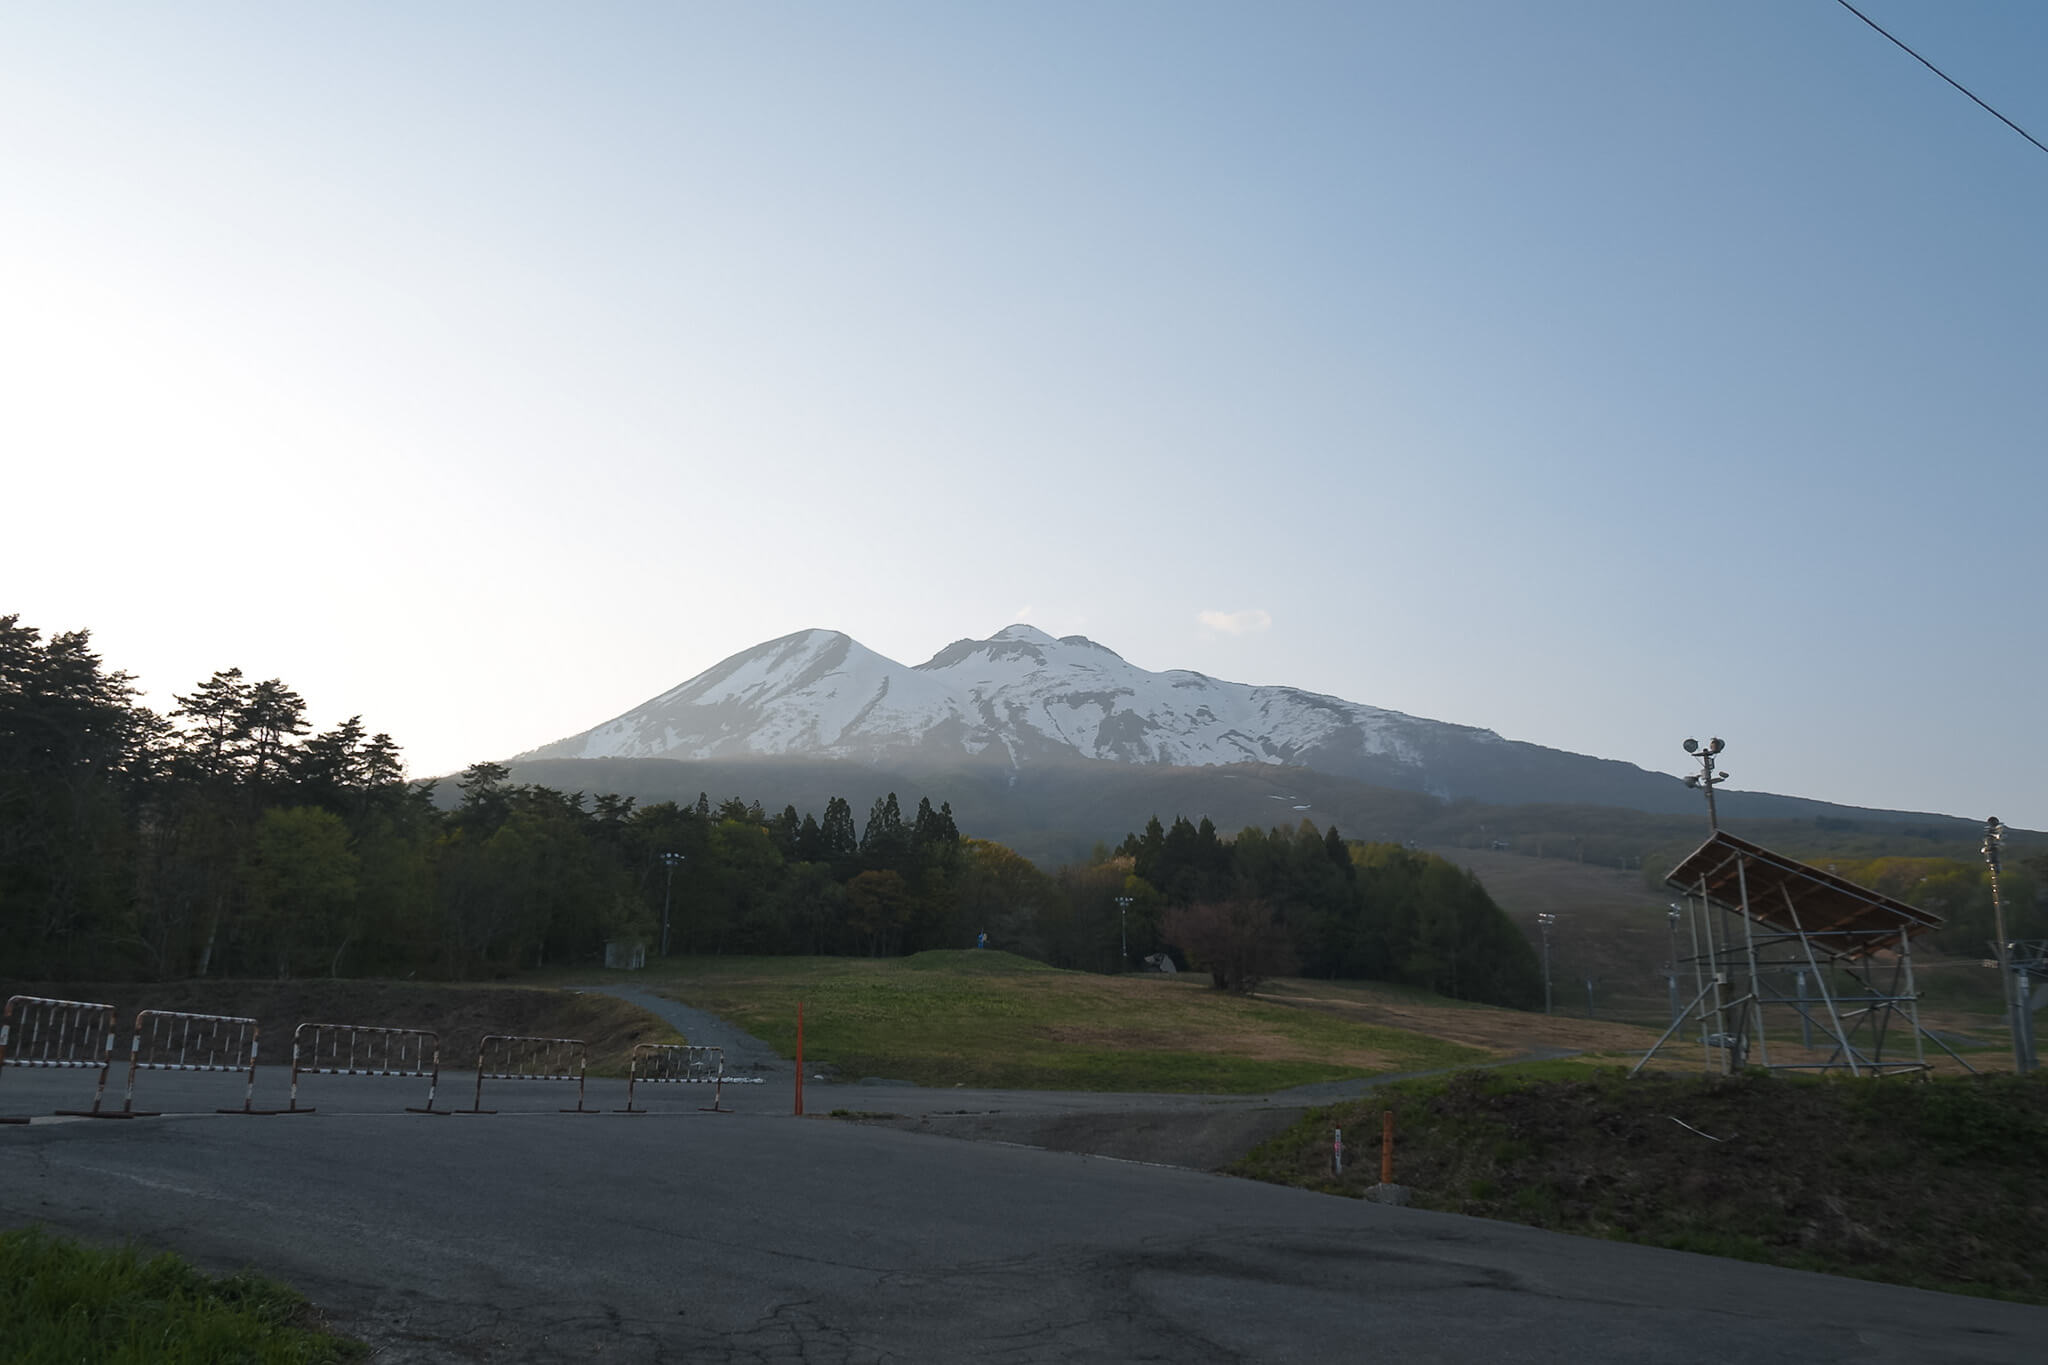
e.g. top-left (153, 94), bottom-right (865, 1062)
top-left (287, 1035), bottom-right (314, 1113)
top-left (562, 1053), bottom-right (594, 1113)
top-left (0, 1010), bottom-right (21, 1124)
top-left (460, 1041), bottom-right (495, 1115)
top-left (405, 1056), bottom-right (444, 1115)
top-left (53, 1007), bottom-right (127, 1119)
top-left (219, 1030), bottom-right (278, 1114)
top-left (700, 1054), bottom-right (730, 1114)
top-left (615, 1050), bottom-right (645, 1114)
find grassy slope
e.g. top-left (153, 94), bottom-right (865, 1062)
top-left (1233, 1066), bottom-right (2048, 1304)
top-left (1254, 976), bottom-right (1667, 1061)
top-left (1, 1226), bottom-right (364, 1363)
top-left (1428, 847), bottom-right (1709, 1025)
top-left (1429, 846), bottom-right (2018, 1049)
top-left (622, 951), bottom-right (1493, 1092)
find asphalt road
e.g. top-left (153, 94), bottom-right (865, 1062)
top-left (2, 1062), bottom-right (2042, 1363)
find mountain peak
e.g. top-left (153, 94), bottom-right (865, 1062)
top-left (508, 624), bottom-right (1944, 822)
top-left (515, 623), bottom-right (1530, 799)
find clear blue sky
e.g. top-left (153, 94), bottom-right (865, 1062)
top-left (6, 2), bottom-right (2044, 826)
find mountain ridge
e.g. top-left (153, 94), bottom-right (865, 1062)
top-left (512, 623), bottom-right (1898, 823)
top-left (520, 623), bottom-right (1515, 791)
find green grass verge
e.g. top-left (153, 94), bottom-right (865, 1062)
top-left (1, 1226), bottom-right (364, 1363)
top-left (1232, 1067), bottom-right (2048, 1304)
top-left (634, 950), bottom-right (1491, 1092)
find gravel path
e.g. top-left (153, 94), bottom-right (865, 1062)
top-left (579, 984), bottom-right (788, 1074)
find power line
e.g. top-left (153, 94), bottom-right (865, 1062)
top-left (1834, 0), bottom-right (2048, 161)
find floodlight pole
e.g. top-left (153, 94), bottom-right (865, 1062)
top-left (1666, 908), bottom-right (1682, 1025)
top-left (1982, 819), bottom-right (2032, 1074)
top-left (659, 851), bottom-right (684, 958)
top-left (1537, 914), bottom-right (1556, 1015)
top-left (1114, 895), bottom-right (1133, 968)
top-left (2015, 949), bottom-right (2040, 1074)
top-left (1682, 737), bottom-right (1729, 831)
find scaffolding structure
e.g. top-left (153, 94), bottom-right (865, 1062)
top-left (2005, 939), bottom-right (2047, 1072)
top-left (1633, 831), bottom-right (1964, 1078)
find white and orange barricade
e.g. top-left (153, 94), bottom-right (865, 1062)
top-left (0, 995), bottom-right (120, 1121)
top-left (288, 1022), bottom-right (443, 1114)
top-left (615, 1042), bottom-right (754, 1113)
top-left (115, 1010), bottom-right (272, 1116)
top-left (462, 1034), bottom-right (596, 1114)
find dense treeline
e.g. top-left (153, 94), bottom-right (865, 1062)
top-left (0, 615), bottom-right (1001, 979)
top-left (2, 614), bottom-right (1540, 1008)
top-left (1812, 854), bottom-right (2044, 958)
top-left (1111, 815), bottom-right (1543, 1008)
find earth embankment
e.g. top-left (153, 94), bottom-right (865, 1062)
top-left (0, 979), bottom-right (680, 1073)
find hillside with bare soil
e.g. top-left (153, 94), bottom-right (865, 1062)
top-left (0, 980), bottom-right (681, 1073)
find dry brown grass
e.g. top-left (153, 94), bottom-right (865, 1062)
top-left (1037, 1019), bottom-right (1409, 1070)
top-left (1255, 977), bottom-right (1662, 1057)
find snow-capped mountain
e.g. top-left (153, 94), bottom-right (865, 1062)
top-left (515, 625), bottom-right (1688, 808)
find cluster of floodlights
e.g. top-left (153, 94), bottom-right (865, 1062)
top-left (1681, 736), bottom-right (1726, 773)
top-left (1682, 737), bottom-right (1729, 829)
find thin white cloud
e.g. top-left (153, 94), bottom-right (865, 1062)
top-left (1198, 608), bottom-right (1272, 636)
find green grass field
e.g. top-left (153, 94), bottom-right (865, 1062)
top-left (619, 950), bottom-right (1491, 1091)
top-left (0, 1226), bottom-right (363, 1363)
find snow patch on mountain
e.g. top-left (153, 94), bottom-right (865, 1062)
top-left (516, 625), bottom-right (1498, 783)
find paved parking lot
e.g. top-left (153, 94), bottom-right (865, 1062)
top-left (3, 1064), bottom-right (2042, 1363)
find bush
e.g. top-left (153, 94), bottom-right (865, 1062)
top-left (1162, 898), bottom-right (1294, 993)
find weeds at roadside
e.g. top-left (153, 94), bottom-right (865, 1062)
top-left (0, 1225), bottom-right (364, 1364)
top-left (1232, 1068), bottom-right (2048, 1305)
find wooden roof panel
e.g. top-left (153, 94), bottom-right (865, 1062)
top-left (1664, 830), bottom-right (1942, 957)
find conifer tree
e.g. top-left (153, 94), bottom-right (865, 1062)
top-left (820, 796), bottom-right (858, 861)
top-left (770, 804), bottom-right (801, 856)
top-left (170, 669), bottom-right (251, 781)
top-left (796, 812), bottom-right (826, 863)
top-left (861, 792), bottom-right (909, 868)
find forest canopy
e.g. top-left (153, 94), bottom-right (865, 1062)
top-left (1, 613), bottom-right (1547, 1007)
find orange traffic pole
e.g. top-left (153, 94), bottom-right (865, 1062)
top-left (1381, 1108), bottom-right (1394, 1185)
top-left (794, 1001), bottom-right (804, 1117)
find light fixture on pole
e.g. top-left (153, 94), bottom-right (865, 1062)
top-left (1537, 913), bottom-right (1556, 1015)
top-left (1114, 895), bottom-right (1133, 967)
top-left (1681, 737), bottom-right (1729, 831)
top-left (659, 851), bottom-right (684, 958)
top-left (1981, 818), bottom-right (2032, 1074)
